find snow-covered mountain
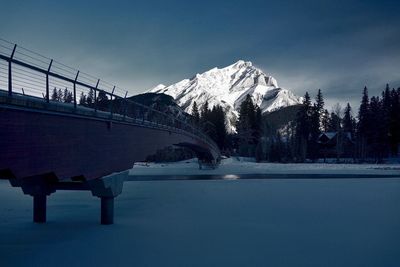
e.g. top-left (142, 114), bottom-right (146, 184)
top-left (148, 60), bottom-right (302, 131)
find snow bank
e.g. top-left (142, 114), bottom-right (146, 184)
top-left (129, 157), bottom-right (400, 177)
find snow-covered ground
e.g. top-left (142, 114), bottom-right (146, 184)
top-left (1, 175), bottom-right (400, 267)
top-left (129, 157), bottom-right (400, 177)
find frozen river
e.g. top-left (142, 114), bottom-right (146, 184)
top-left (1, 177), bottom-right (400, 267)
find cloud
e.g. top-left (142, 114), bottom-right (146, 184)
top-left (0, 0), bottom-right (399, 104)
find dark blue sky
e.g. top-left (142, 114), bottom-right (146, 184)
top-left (1, 0), bottom-right (399, 109)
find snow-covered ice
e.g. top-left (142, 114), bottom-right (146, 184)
top-left (129, 157), bottom-right (400, 177)
top-left (1, 172), bottom-right (400, 266)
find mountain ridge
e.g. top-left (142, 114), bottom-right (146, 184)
top-left (148, 60), bottom-right (302, 131)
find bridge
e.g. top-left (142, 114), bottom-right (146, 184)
top-left (0, 39), bottom-right (221, 224)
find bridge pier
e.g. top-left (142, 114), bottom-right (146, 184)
top-left (2, 170), bottom-right (127, 225)
top-left (33, 195), bottom-right (47, 223)
top-left (101, 197), bottom-right (114, 225)
top-left (88, 171), bottom-right (126, 225)
top-left (13, 173), bottom-right (56, 224)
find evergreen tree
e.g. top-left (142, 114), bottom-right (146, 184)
top-left (357, 86), bottom-right (370, 160)
top-left (57, 88), bottom-right (63, 102)
top-left (202, 101), bottom-right (209, 118)
top-left (253, 106), bottom-right (262, 145)
top-left (68, 92), bottom-right (74, 103)
top-left (237, 96), bottom-right (249, 135)
top-left (192, 101), bottom-right (200, 124)
top-left (97, 90), bottom-right (108, 110)
top-left (266, 132), bottom-right (284, 163)
top-left (236, 94), bottom-right (259, 156)
top-left (381, 84), bottom-right (392, 153)
top-left (343, 103), bottom-right (354, 136)
top-left (309, 108), bottom-right (320, 160)
top-left (209, 105), bottom-right (227, 149)
top-left (369, 96), bottom-right (385, 161)
top-left (307, 90), bottom-right (324, 160)
top-left (87, 89), bottom-right (94, 106)
top-left (51, 87), bottom-right (58, 101)
top-left (237, 95), bottom-right (256, 133)
top-left (199, 101), bottom-right (213, 138)
top-left (200, 101), bottom-right (209, 120)
top-left (63, 88), bottom-right (73, 103)
top-left (354, 84), bottom-right (400, 160)
top-left (382, 84), bottom-right (391, 109)
top-left (389, 88), bottom-right (400, 155)
top-left (332, 103), bottom-right (344, 162)
top-left (327, 112), bottom-right (341, 132)
top-left (79, 92), bottom-right (87, 105)
top-left (358, 86), bottom-right (370, 132)
top-left (63, 88), bottom-right (69, 102)
top-left (295, 92), bottom-right (312, 162)
top-left (315, 89), bottom-right (324, 115)
top-left (238, 96), bottom-right (255, 134)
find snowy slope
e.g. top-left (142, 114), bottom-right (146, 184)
top-left (148, 60), bottom-right (302, 131)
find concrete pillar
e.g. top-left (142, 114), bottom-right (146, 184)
top-left (101, 197), bottom-right (114, 225)
top-left (88, 170), bottom-right (126, 225)
top-left (33, 195), bottom-right (47, 223)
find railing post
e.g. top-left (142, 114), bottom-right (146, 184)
top-left (109, 86), bottom-right (115, 117)
top-left (73, 71), bottom-right (79, 109)
top-left (8, 44), bottom-right (17, 96)
top-left (123, 91), bottom-right (128, 120)
top-left (94, 79), bottom-right (100, 112)
top-left (46, 59), bottom-right (53, 103)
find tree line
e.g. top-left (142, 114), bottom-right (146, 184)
top-left (356, 85), bottom-right (400, 161)
top-left (191, 101), bottom-right (229, 151)
top-left (191, 95), bottom-right (263, 156)
top-left (49, 87), bottom-right (73, 103)
top-left (49, 87), bottom-right (109, 110)
top-left (192, 84), bottom-right (400, 163)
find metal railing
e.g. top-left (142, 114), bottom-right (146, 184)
top-left (0, 38), bottom-right (219, 153)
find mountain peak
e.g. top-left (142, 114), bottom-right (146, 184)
top-left (148, 61), bottom-right (301, 131)
top-left (231, 60), bottom-right (253, 68)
